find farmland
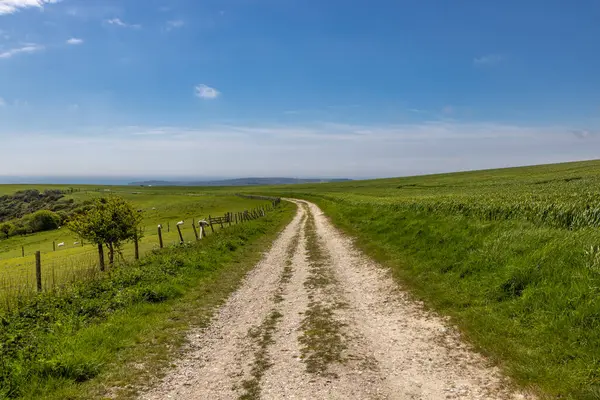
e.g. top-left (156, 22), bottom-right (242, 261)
top-left (3, 159), bottom-right (600, 399)
top-left (0, 184), bottom-right (293, 399)
top-left (257, 159), bottom-right (600, 399)
top-left (0, 185), bottom-right (272, 301)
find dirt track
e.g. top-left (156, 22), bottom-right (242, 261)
top-left (140, 200), bottom-right (534, 400)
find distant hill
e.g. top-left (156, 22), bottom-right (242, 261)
top-left (129, 177), bottom-right (352, 187)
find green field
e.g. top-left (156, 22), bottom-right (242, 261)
top-left (257, 159), bottom-right (600, 399)
top-left (0, 199), bottom-right (294, 399)
top-left (4, 160), bottom-right (600, 398)
top-left (0, 185), bottom-right (271, 299)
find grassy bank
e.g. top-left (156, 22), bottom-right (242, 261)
top-left (255, 160), bottom-right (600, 399)
top-left (0, 201), bottom-right (295, 399)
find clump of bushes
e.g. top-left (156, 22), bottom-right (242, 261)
top-left (0, 190), bottom-right (93, 240)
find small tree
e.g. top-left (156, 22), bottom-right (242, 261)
top-left (0, 222), bottom-right (13, 239)
top-left (68, 196), bottom-right (143, 270)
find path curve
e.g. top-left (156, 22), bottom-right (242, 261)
top-left (140, 200), bottom-right (535, 400)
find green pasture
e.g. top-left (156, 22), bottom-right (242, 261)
top-left (0, 185), bottom-right (270, 295)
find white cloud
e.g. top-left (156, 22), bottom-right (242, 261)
top-left (0, 121), bottom-right (596, 179)
top-left (0, 43), bottom-right (43, 59)
top-left (195, 84), bottom-right (220, 99)
top-left (106, 18), bottom-right (141, 29)
top-left (474, 54), bottom-right (504, 66)
top-left (0, 0), bottom-right (60, 15)
top-left (66, 37), bottom-right (83, 45)
top-left (166, 19), bottom-right (184, 30)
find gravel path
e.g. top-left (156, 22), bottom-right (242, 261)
top-left (139, 200), bottom-right (535, 400)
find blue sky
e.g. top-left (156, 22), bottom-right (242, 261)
top-left (0, 0), bottom-right (599, 179)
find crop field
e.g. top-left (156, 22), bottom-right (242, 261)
top-left (0, 185), bottom-right (270, 300)
top-left (258, 159), bottom-right (600, 399)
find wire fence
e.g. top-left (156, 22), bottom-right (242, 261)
top-left (0, 198), bottom-right (282, 307)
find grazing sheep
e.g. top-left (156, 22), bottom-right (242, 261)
top-left (73, 241), bottom-right (79, 245)
top-left (176, 221), bottom-right (184, 226)
top-left (57, 242), bottom-right (65, 247)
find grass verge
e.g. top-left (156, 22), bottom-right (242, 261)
top-left (0, 202), bottom-right (295, 400)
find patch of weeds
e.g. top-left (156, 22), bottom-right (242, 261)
top-left (298, 210), bottom-right (346, 376)
top-left (298, 302), bottom-right (346, 376)
top-left (239, 310), bottom-right (283, 400)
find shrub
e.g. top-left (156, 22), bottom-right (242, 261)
top-left (25, 210), bottom-right (61, 233)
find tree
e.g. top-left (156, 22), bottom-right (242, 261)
top-left (68, 196), bottom-right (143, 270)
top-left (26, 210), bottom-right (61, 233)
top-left (0, 222), bottom-right (13, 239)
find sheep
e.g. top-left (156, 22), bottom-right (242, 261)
top-left (158, 224), bottom-right (162, 229)
top-left (176, 221), bottom-right (184, 226)
top-left (152, 207), bottom-right (156, 210)
top-left (73, 241), bottom-right (79, 245)
top-left (57, 242), bottom-right (65, 247)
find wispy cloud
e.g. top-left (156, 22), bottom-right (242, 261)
top-left (442, 105), bottom-right (454, 115)
top-left (1, 121), bottom-right (592, 179)
top-left (106, 18), bottom-right (141, 29)
top-left (0, 0), bottom-right (60, 15)
top-left (166, 20), bottom-right (185, 30)
top-left (195, 84), bottom-right (220, 99)
top-left (571, 129), bottom-right (597, 139)
top-left (66, 37), bottom-right (83, 45)
top-left (0, 44), bottom-right (44, 59)
top-left (473, 54), bottom-right (505, 66)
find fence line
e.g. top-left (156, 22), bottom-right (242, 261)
top-left (1, 198), bottom-right (282, 300)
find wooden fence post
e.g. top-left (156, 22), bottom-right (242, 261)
top-left (199, 222), bottom-right (205, 239)
top-left (176, 224), bottom-right (184, 244)
top-left (158, 225), bottom-right (164, 249)
top-left (235, 213), bottom-right (238, 224)
top-left (35, 251), bottom-right (42, 292)
top-left (192, 221), bottom-right (199, 241)
top-left (167, 221), bottom-right (170, 233)
top-left (21, 246), bottom-right (24, 257)
top-left (208, 216), bottom-right (215, 233)
top-left (220, 217), bottom-right (224, 229)
top-left (134, 234), bottom-right (139, 260)
top-left (53, 241), bottom-right (56, 251)
top-left (228, 213), bottom-right (232, 227)
top-left (98, 243), bottom-right (105, 271)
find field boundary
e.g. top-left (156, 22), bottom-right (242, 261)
top-left (1, 197), bottom-right (282, 307)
